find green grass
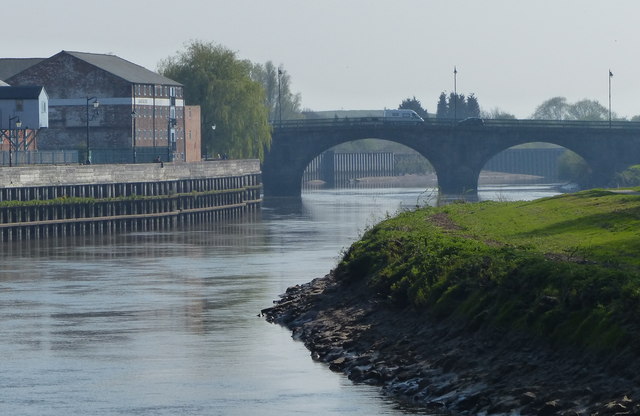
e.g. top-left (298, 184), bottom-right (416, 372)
top-left (335, 188), bottom-right (640, 355)
top-left (443, 189), bottom-right (640, 268)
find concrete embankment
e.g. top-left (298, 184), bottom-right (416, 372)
top-left (0, 161), bottom-right (261, 240)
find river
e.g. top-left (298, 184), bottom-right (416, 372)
top-left (0, 185), bottom-right (561, 415)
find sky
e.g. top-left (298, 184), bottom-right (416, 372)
top-left (4, 0), bottom-right (639, 119)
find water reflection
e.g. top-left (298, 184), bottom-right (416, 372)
top-left (0, 186), bottom-right (560, 416)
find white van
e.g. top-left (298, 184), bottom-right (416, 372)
top-left (382, 109), bottom-right (425, 123)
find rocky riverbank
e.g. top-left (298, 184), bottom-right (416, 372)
top-left (262, 272), bottom-right (640, 415)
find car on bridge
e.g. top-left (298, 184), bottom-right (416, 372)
top-left (457, 117), bottom-right (485, 126)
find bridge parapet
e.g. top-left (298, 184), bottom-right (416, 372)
top-left (273, 118), bottom-right (640, 131)
top-left (264, 119), bottom-right (640, 197)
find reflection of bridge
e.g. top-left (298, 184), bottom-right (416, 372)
top-left (262, 118), bottom-right (640, 197)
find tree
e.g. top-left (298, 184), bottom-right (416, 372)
top-left (567, 99), bottom-right (609, 121)
top-left (398, 96), bottom-right (428, 118)
top-left (436, 92), bottom-right (480, 119)
top-left (482, 107), bottom-right (516, 119)
top-left (531, 97), bottom-right (570, 120)
top-left (436, 93), bottom-right (448, 119)
top-left (466, 94), bottom-right (481, 118)
top-left (532, 96), bottom-right (619, 121)
top-left (449, 92), bottom-right (466, 119)
top-left (159, 40), bottom-right (271, 160)
top-left (250, 61), bottom-right (302, 121)
top-left (558, 150), bottom-right (591, 186)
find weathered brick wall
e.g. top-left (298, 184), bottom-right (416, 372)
top-left (8, 53), bottom-right (133, 150)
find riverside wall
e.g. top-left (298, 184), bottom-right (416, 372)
top-left (0, 160), bottom-right (262, 241)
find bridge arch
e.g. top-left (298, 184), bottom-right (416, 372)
top-left (479, 141), bottom-right (587, 186)
top-left (302, 138), bottom-right (435, 189)
top-left (263, 125), bottom-right (443, 197)
top-left (263, 120), bottom-right (640, 197)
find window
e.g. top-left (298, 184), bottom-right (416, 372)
top-left (16, 100), bottom-right (23, 112)
top-left (41, 101), bottom-right (47, 113)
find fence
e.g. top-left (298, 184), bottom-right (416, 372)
top-left (304, 151), bottom-right (396, 187)
top-left (303, 148), bottom-right (567, 189)
top-left (0, 150), bottom-right (79, 166)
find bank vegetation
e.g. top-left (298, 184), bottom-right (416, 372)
top-left (336, 189), bottom-right (640, 356)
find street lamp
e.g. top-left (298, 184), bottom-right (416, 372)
top-left (8, 116), bottom-right (21, 167)
top-left (131, 110), bottom-right (137, 163)
top-left (453, 66), bottom-right (458, 123)
top-left (86, 96), bottom-right (99, 164)
top-left (277, 68), bottom-right (283, 125)
top-left (609, 69), bottom-right (613, 128)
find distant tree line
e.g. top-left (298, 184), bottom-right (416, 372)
top-left (531, 97), bottom-right (616, 121)
top-left (436, 92), bottom-right (481, 120)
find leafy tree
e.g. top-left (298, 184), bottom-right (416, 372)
top-left (482, 107), bottom-right (516, 119)
top-left (567, 99), bottom-right (609, 121)
top-left (398, 96), bottom-right (428, 118)
top-left (558, 150), bottom-right (590, 186)
top-left (436, 92), bottom-right (480, 119)
top-left (250, 61), bottom-right (302, 121)
top-left (159, 40), bottom-right (271, 160)
top-left (466, 94), bottom-right (481, 118)
top-left (449, 92), bottom-right (466, 119)
top-left (436, 93), bottom-right (448, 119)
top-left (613, 164), bottom-right (640, 187)
top-left (531, 97), bottom-right (570, 120)
top-left (532, 96), bottom-right (619, 122)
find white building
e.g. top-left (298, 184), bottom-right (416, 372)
top-left (0, 86), bottom-right (49, 130)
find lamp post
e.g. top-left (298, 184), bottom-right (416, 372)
top-left (609, 69), bottom-right (613, 128)
top-left (86, 97), bottom-right (99, 164)
top-left (277, 68), bottom-right (283, 125)
top-left (453, 66), bottom-right (458, 123)
top-left (8, 116), bottom-right (21, 167)
top-left (131, 110), bottom-right (137, 163)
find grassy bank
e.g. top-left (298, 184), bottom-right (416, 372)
top-left (335, 188), bottom-right (640, 355)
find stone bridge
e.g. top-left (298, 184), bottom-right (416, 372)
top-left (262, 119), bottom-right (640, 197)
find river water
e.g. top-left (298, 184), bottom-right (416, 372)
top-left (0, 185), bottom-right (560, 415)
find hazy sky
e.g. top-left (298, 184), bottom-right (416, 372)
top-left (5, 0), bottom-right (639, 118)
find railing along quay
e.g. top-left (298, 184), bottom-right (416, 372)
top-left (0, 161), bottom-right (262, 241)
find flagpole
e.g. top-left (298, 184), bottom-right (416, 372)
top-left (453, 66), bottom-right (458, 123)
top-left (609, 69), bottom-right (613, 128)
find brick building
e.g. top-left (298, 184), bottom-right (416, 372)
top-left (6, 51), bottom-right (201, 163)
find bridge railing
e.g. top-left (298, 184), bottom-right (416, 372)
top-left (271, 118), bottom-right (640, 130)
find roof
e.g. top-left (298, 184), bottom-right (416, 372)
top-left (0, 58), bottom-right (45, 80)
top-left (62, 51), bottom-right (181, 86)
top-left (0, 86), bottom-right (46, 100)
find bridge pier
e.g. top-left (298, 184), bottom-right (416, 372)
top-left (262, 164), bottom-right (304, 197)
top-left (433, 164), bottom-right (481, 196)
